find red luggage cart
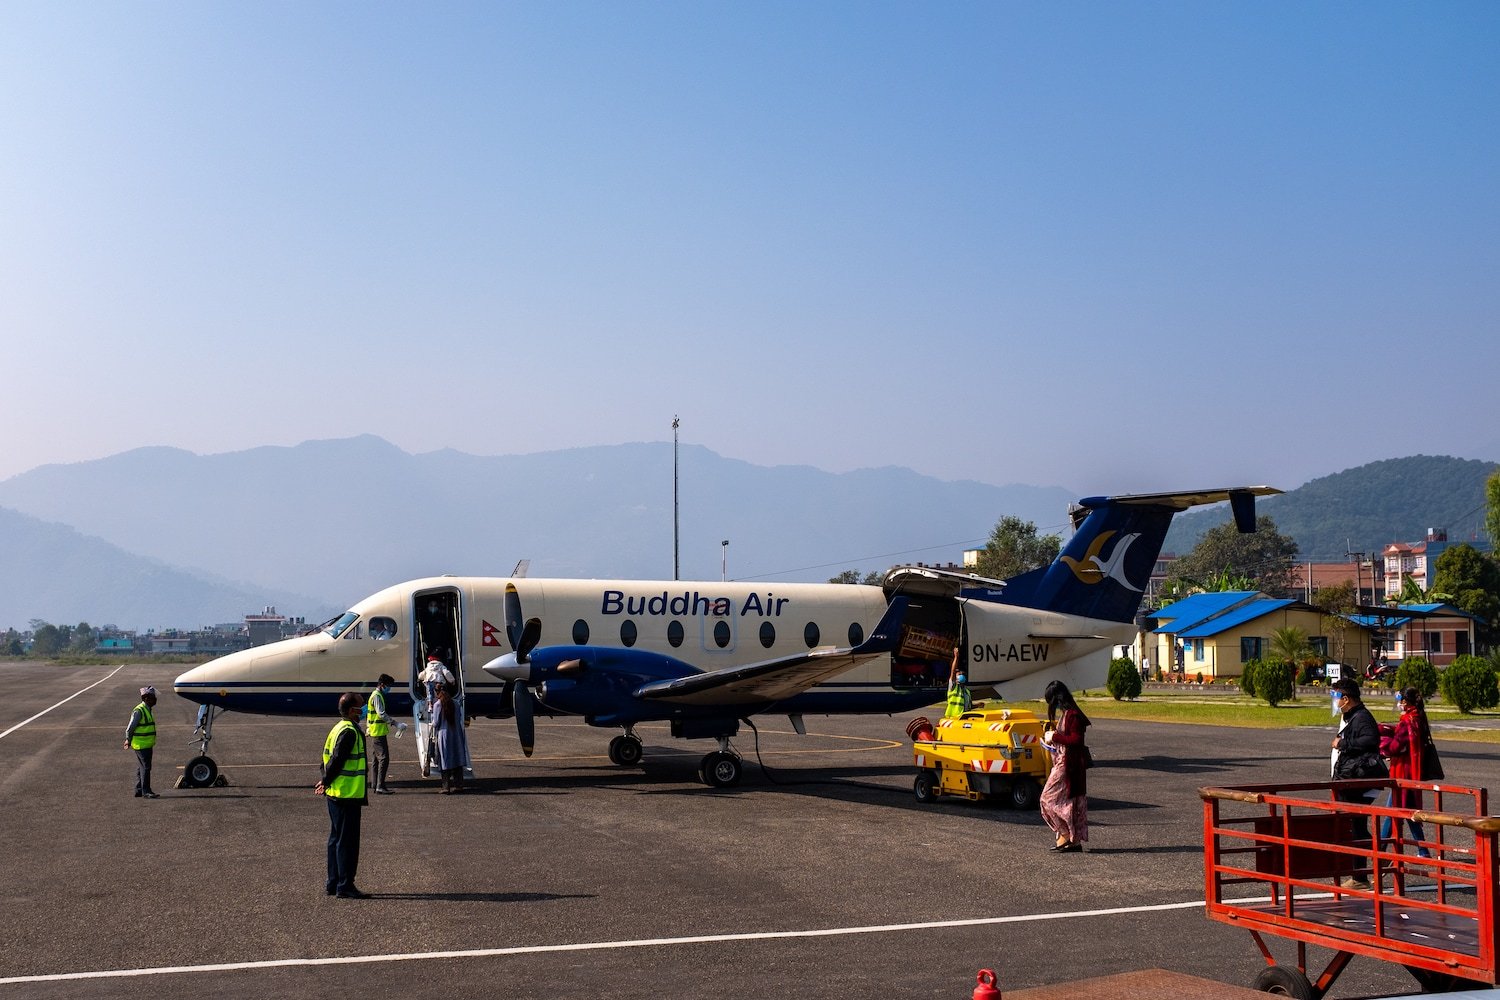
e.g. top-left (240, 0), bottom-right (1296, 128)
top-left (1200, 778), bottom-right (1500, 997)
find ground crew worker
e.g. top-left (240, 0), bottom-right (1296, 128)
top-left (365, 674), bottom-right (402, 795)
top-left (943, 647), bottom-right (971, 719)
top-left (123, 685), bottom-right (160, 798)
top-left (316, 692), bottom-right (369, 899)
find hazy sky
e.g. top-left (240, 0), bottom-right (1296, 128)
top-left (3, 2), bottom-right (1496, 497)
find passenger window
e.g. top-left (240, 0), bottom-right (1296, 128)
top-left (667, 620), bottom-right (684, 648)
top-left (620, 620), bottom-right (638, 647)
top-left (804, 622), bottom-right (820, 648)
top-left (713, 621), bottom-right (731, 648)
top-left (572, 619), bottom-right (590, 645)
top-left (848, 622), bottom-right (864, 647)
top-left (369, 617), bottom-right (397, 641)
top-left (759, 622), bottom-right (775, 648)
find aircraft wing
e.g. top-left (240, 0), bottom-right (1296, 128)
top-left (633, 647), bottom-right (885, 706)
top-left (632, 596), bottom-right (910, 707)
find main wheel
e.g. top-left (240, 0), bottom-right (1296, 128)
top-left (699, 751), bottom-right (742, 788)
top-left (1009, 776), bottom-right (1041, 810)
top-left (183, 755), bottom-right (218, 788)
top-left (1252, 966), bottom-right (1316, 999)
top-left (608, 735), bottom-right (644, 766)
top-left (914, 770), bottom-right (938, 804)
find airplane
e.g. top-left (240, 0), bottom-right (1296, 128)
top-left (172, 485), bottom-right (1278, 788)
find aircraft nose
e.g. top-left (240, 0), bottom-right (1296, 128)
top-left (481, 652), bottom-right (530, 682)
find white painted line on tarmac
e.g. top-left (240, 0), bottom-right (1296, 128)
top-left (0, 665), bottom-right (125, 741)
top-left (0, 898), bottom-right (1207, 985)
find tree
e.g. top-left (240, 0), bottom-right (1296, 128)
top-left (973, 515), bottom-right (1061, 580)
top-left (1311, 581), bottom-right (1356, 667)
top-left (1386, 573), bottom-right (1453, 608)
top-left (1392, 657), bottom-right (1439, 701)
top-left (1166, 516), bottom-right (1299, 597)
top-left (1244, 658), bottom-right (1294, 706)
top-left (1439, 654), bottom-right (1499, 714)
top-left (1487, 469), bottom-right (1500, 557)
top-left (29, 624), bottom-right (63, 657)
top-left (828, 569), bottom-right (882, 585)
top-left (1430, 544), bottom-right (1500, 647)
top-left (1269, 626), bottom-right (1312, 665)
top-left (1106, 657), bottom-right (1142, 701)
top-left (69, 622), bottom-right (96, 654)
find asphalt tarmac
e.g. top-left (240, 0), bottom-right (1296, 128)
top-left (2, 661), bottom-right (1495, 999)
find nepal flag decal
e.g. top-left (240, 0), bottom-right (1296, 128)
top-left (481, 620), bottom-right (502, 646)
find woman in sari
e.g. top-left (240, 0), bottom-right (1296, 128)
top-left (1040, 680), bottom-right (1090, 853)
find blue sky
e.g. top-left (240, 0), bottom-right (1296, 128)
top-left (2, 2), bottom-right (1496, 497)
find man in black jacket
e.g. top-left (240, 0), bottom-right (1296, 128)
top-left (1331, 677), bottom-right (1386, 887)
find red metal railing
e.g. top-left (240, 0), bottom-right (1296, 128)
top-left (1200, 779), bottom-right (1500, 989)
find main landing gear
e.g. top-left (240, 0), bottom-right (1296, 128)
top-left (608, 730), bottom-right (644, 766)
top-left (604, 727), bottom-right (743, 787)
top-left (180, 704), bottom-right (223, 788)
top-left (697, 737), bottom-right (742, 789)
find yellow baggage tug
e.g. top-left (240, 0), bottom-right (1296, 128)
top-left (907, 707), bottom-right (1052, 808)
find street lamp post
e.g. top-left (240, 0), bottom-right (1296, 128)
top-left (721, 540), bottom-right (729, 582)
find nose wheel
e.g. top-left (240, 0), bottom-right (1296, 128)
top-left (180, 704), bottom-right (222, 788)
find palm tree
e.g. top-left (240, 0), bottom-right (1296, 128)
top-left (1385, 573), bottom-right (1453, 607)
top-left (1270, 625), bottom-right (1313, 664)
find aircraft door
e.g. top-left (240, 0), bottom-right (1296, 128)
top-left (412, 589), bottom-right (465, 701)
top-left (889, 597), bottom-right (962, 690)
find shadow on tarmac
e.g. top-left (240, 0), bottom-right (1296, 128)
top-left (366, 891), bottom-right (596, 903)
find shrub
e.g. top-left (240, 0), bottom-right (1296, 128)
top-left (1439, 655), bottom-right (1500, 714)
top-left (1255, 658), bottom-right (1295, 707)
top-left (1392, 657), bottom-right (1439, 701)
top-left (1239, 659), bottom-right (1260, 698)
top-left (1106, 657), bottom-right (1143, 701)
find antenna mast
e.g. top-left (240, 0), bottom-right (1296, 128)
top-left (673, 415), bottom-right (680, 581)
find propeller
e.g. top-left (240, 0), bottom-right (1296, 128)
top-left (499, 582), bottom-right (545, 754)
top-left (513, 677), bottom-right (535, 757)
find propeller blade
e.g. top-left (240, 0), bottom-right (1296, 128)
top-left (513, 682), bottom-right (535, 757)
top-left (517, 617), bottom-right (542, 664)
top-left (504, 584), bottom-right (524, 651)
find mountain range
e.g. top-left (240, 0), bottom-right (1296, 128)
top-left (0, 436), bottom-right (1071, 630)
top-left (1, 440), bottom-right (1492, 631)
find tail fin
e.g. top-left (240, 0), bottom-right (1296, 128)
top-left (994, 487), bottom-right (1280, 623)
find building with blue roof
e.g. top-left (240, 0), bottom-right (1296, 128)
top-left (1144, 592), bottom-right (1380, 682)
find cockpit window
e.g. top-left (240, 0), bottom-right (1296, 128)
top-left (324, 611), bottom-right (359, 639)
top-left (369, 617), bottom-right (397, 641)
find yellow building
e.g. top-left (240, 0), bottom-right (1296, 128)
top-left (1147, 591), bottom-right (1375, 682)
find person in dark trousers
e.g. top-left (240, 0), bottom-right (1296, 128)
top-left (316, 693), bottom-right (369, 899)
top-left (1330, 676), bottom-right (1387, 889)
top-left (123, 686), bottom-right (160, 798)
top-left (365, 674), bottom-right (401, 795)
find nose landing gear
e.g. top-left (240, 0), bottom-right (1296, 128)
top-left (180, 704), bottom-right (224, 788)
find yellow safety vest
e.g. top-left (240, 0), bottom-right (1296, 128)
top-left (944, 684), bottom-right (971, 719)
top-left (366, 690), bottom-right (389, 737)
top-left (322, 720), bottom-right (367, 800)
top-left (129, 703), bottom-right (156, 750)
